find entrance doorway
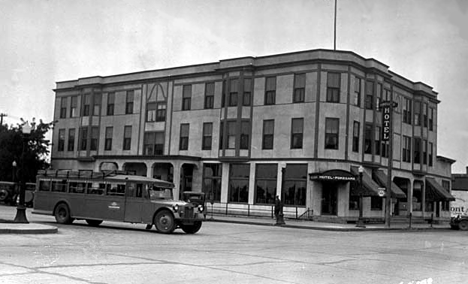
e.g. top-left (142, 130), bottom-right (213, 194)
top-left (321, 183), bottom-right (338, 215)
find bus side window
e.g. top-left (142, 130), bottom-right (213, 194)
top-left (126, 183), bottom-right (136, 197)
top-left (39, 180), bottom-right (50, 191)
top-left (117, 184), bottom-right (125, 195)
top-left (136, 183), bottom-right (143, 198)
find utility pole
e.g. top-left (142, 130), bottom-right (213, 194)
top-left (0, 113), bottom-right (7, 126)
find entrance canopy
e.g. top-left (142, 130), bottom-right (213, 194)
top-left (425, 177), bottom-right (456, 201)
top-left (309, 169), bottom-right (356, 182)
top-left (373, 170), bottom-right (407, 199)
top-left (350, 167), bottom-right (380, 197)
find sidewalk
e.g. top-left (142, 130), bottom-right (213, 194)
top-left (0, 204), bottom-right (451, 234)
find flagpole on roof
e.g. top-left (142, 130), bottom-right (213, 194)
top-left (334, 0), bottom-right (337, 50)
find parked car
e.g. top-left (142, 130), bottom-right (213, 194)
top-left (182, 192), bottom-right (206, 218)
top-left (450, 215), bottom-right (468, 230)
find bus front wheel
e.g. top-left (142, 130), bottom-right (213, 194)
top-left (54, 203), bottom-right (74, 224)
top-left (153, 210), bottom-right (176, 234)
top-left (180, 221), bottom-right (202, 234)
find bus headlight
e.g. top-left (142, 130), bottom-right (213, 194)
top-left (198, 205), bottom-right (204, 213)
top-left (173, 205), bottom-right (179, 212)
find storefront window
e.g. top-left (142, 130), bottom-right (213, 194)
top-left (255, 164), bottom-right (277, 204)
top-left (203, 164), bottom-right (222, 202)
top-left (283, 164), bottom-right (307, 206)
top-left (229, 164), bottom-right (250, 203)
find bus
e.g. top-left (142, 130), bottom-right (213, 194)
top-left (32, 169), bottom-right (204, 234)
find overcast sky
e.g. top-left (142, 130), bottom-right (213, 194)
top-left (1, 0), bottom-right (467, 172)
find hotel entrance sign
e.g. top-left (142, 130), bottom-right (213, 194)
top-left (380, 101), bottom-right (398, 141)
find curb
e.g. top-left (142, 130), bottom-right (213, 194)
top-left (0, 222), bottom-right (58, 234)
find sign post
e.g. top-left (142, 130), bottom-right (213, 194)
top-left (380, 101), bottom-right (397, 228)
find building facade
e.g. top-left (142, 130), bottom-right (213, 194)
top-left (50, 49), bottom-right (455, 223)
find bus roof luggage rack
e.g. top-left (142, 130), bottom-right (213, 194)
top-left (101, 170), bottom-right (137, 177)
top-left (38, 169), bottom-right (106, 179)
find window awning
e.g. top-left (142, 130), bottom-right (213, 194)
top-left (350, 167), bottom-right (379, 197)
top-left (425, 177), bottom-right (456, 201)
top-left (373, 170), bottom-right (406, 199)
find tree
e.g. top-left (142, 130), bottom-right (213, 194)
top-left (0, 119), bottom-right (54, 183)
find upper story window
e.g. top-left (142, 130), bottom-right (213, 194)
top-left (104, 127), bottom-right (113, 151)
top-left (60, 97), bottom-right (67, 119)
top-left (423, 103), bottom-right (428, 128)
top-left (414, 101), bottom-right (421, 126)
top-left (82, 94), bottom-right (91, 116)
top-left (125, 91), bottom-right (134, 114)
top-left (414, 137), bottom-right (421, 164)
top-left (202, 122), bottom-right (212, 150)
top-left (179, 123), bottom-right (189, 150)
top-left (365, 81), bottom-right (374, 110)
top-left (353, 77), bottom-right (361, 106)
top-left (402, 136), bottom-right (411, 163)
top-left (429, 142), bottom-right (434, 167)
top-left (123, 126), bottom-right (132, 150)
top-left (262, 120), bottom-right (274, 150)
top-left (144, 132), bottom-right (164, 155)
top-left (243, 78), bottom-right (252, 106)
top-left (229, 79), bottom-right (238, 107)
top-left (325, 118), bottom-right (339, 149)
top-left (291, 118), bottom-right (304, 149)
top-left (93, 93), bottom-right (101, 116)
top-left (156, 103), bottom-right (166, 122)
top-left (403, 97), bottom-right (412, 125)
top-left (364, 123), bottom-right (373, 154)
top-left (428, 107), bottom-right (434, 131)
top-left (293, 74), bottom-right (305, 103)
top-left (146, 102), bottom-right (156, 122)
top-left (90, 127), bottom-right (99, 151)
top-left (70, 96), bottom-right (78, 118)
top-left (204, 82), bottom-right (214, 109)
top-left (326, 73), bottom-right (340, 103)
top-left (58, 129), bottom-right (65, 151)
top-left (80, 127), bottom-right (88, 151)
top-left (67, 129), bottom-right (75, 151)
top-left (240, 121), bottom-right (250, 150)
top-left (352, 121), bottom-right (360, 152)
top-left (265, 77), bottom-right (276, 105)
top-left (182, 85), bottom-right (192, 110)
top-left (107, 92), bottom-right (115, 116)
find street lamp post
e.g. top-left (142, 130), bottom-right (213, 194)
top-left (356, 165), bottom-right (366, 228)
top-left (12, 161), bottom-right (17, 182)
top-left (14, 122), bottom-right (32, 224)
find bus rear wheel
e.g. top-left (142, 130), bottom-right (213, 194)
top-left (459, 220), bottom-right (468, 231)
top-left (54, 203), bottom-right (74, 224)
top-left (154, 210), bottom-right (176, 234)
top-left (180, 221), bottom-right (202, 234)
top-left (86, 219), bottom-right (103, 226)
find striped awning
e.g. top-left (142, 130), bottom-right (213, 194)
top-left (425, 177), bottom-right (456, 201)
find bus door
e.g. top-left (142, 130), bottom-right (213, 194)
top-left (85, 182), bottom-right (126, 221)
top-left (124, 182), bottom-right (145, 223)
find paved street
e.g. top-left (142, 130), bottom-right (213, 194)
top-left (1, 205), bottom-right (468, 284)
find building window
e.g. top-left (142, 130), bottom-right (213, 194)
top-left (93, 93), bottom-right (101, 116)
top-left (107, 92), bottom-right (115, 116)
top-left (403, 136), bottom-right (411, 162)
top-left (229, 164), bottom-right (249, 203)
top-left (325, 118), bottom-right (339, 149)
top-left (144, 132), bottom-right (164, 155)
top-left (255, 164), bottom-right (277, 204)
top-left (291, 118), bottom-right (304, 149)
top-left (70, 96), bottom-right (78, 118)
top-left (262, 120), bottom-right (274, 150)
top-left (283, 164), bottom-right (307, 206)
top-left (381, 140), bottom-right (389, 158)
top-left (60, 97), bottom-right (67, 119)
top-left (204, 82), bottom-right (214, 109)
top-left (126, 90), bottom-right (134, 114)
top-left (179, 123), bottom-right (189, 150)
top-left (182, 85), bottom-right (192, 111)
top-left (423, 140), bottom-right (428, 165)
top-left (123, 126), bottom-right (132, 150)
top-left (202, 123), bottom-right (212, 150)
top-left (414, 101), bottom-right (421, 126)
top-left (429, 142), bottom-right (433, 167)
top-left (80, 127), bottom-right (88, 151)
top-left (58, 129), bottom-right (65, 151)
top-left (293, 74), bottom-right (305, 103)
top-left (352, 121), bottom-right (360, 152)
top-left (240, 121), bottom-right (250, 150)
top-left (104, 127), bottom-right (113, 151)
top-left (423, 103), bottom-right (428, 128)
top-left (403, 97), bottom-right (412, 125)
top-left (90, 127), bottom-right (99, 151)
top-left (414, 137), bottom-right (421, 164)
top-left (353, 77), bottom-right (361, 106)
top-left (375, 126), bottom-right (381, 155)
top-left (429, 107), bottom-right (434, 131)
top-left (229, 79), bottom-right (238, 107)
top-left (67, 129), bottom-right (75, 151)
top-left (365, 81), bottom-right (374, 110)
top-left (265, 77), bottom-right (276, 105)
top-left (371, 196), bottom-right (383, 210)
top-left (364, 123), bottom-right (372, 154)
top-left (221, 80), bottom-right (227, 107)
top-left (203, 163), bottom-right (222, 202)
top-left (243, 78), bottom-right (252, 106)
top-left (146, 102), bottom-right (156, 122)
top-left (82, 94), bottom-right (91, 116)
top-left (156, 103), bottom-right (166, 122)
top-left (326, 73), bottom-right (340, 103)
top-left (226, 121), bottom-right (236, 149)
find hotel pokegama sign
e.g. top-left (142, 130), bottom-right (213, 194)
top-left (309, 169), bottom-right (356, 182)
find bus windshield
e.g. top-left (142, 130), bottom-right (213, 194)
top-left (148, 184), bottom-right (173, 200)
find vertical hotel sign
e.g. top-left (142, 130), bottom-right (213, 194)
top-left (380, 101), bottom-right (398, 141)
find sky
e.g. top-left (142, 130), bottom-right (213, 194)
top-left (1, 0), bottom-right (467, 172)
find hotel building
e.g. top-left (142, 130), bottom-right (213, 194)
top-left (50, 49), bottom-right (455, 223)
